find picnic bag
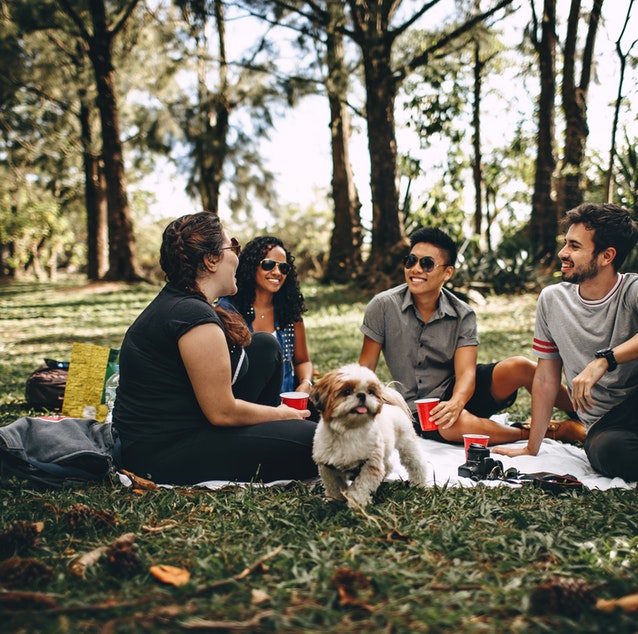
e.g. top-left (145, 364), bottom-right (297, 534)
top-left (25, 359), bottom-right (69, 411)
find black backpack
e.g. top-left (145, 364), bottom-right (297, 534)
top-left (25, 359), bottom-right (69, 411)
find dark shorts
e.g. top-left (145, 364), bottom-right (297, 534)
top-left (418, 362), bottom-right (518, 441)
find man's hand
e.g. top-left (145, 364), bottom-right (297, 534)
top-left (570, 358), bottom-right (607, 412)
top-left (430, 399), bottom-right (464, 429)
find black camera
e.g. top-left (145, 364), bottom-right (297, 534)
top-left (458, 443), bottom-right (503, 481)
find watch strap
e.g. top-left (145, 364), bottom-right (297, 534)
top-left (595, 348), bottom-right (617, 371)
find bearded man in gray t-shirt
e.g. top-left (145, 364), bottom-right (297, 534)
top-left (494, 203), bottom-right (638, 482)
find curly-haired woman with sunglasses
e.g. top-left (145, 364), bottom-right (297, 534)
top-left (219, 236), bottom-right (314, 395)
top-left (113, 214), bottom-right (317, 485)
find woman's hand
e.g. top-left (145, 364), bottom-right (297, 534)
top-left (276, 404), bottom-right (310, 420)
top-left (296, 379), bottom-right (313, 392)
top-left (492, 445), bottom-right (536, 458)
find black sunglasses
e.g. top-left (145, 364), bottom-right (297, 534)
top-left (220, 237), bottom-right (241, 256)
top-left (403, 254), bottom-right (450, 272)
top-left (260, 259), bottom-right (290, 275)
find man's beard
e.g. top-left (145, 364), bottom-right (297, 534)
top-left (561, 257), bottom-right (599, 284)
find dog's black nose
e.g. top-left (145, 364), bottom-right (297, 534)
top-left (356, 392), bottom-right (366, 403)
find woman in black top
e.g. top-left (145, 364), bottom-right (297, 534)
top-left (113, 212), bottom-right (317, 485)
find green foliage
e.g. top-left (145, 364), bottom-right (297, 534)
top-left (1, 280), bottom-right (637, 631)
top-left (614, 132), bottom-right (638, 215)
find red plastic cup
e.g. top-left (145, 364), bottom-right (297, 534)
top-left (463, 434), bottom-right (490, 460)
top-left (280, 392), bottom-right (309, 410)
top-left (415, 398), bottom-right (440, 431)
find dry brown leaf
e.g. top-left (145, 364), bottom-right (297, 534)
top-left (150, 564), bottom-right (191, 586)
top-left (119, 469), bottom-right (158, 490)
top-left (251, 588), bottom-right (271, 605)
top-left (596, 593), bottom-right (638, 612)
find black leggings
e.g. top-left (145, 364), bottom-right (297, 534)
top-left (121, 333), bottom-right (318, 484)
top-left (584, 391), bottom-right (638, 482)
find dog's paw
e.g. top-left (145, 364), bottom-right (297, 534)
top-left (325, 491), bottom-right (347, 503)
top-left (345, 490), bottom-right (372, 509)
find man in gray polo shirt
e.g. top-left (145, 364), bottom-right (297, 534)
top-left (358, 226), bottom-right (583, 445)
top-left (494, 203), bottom-right (638, 481)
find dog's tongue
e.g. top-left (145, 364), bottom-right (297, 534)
top-left (354, 405), bottom-right (368, 414)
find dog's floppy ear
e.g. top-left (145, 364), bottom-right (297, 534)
top-left (309, 372), bottom-right (333, 413)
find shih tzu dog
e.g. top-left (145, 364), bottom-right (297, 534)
top-left (310, 364), bottom-right (428, 508)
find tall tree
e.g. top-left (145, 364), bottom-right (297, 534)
top-left (468, 23), bottom-right (501, 247)
top-left (233, 0), bottom-right (364, 282)
top-left (528, 0), bottom-right (558, 264)
top-left (0, 10), bottom-right (89, 280)
top-left (56, 0), bottom-right (144, 281)
top-left (178, 0), bottom-right (230, 215)
top-left (174, 0), bottom-right (302, 220)
top-left (344, 0), bottom-right (514, 278)
top-left (323, 0), bottom-right (363, 281)
top-left (560, 0), bottom-right (604, 212)
top-left (604, 0), bottom-right (637, 203)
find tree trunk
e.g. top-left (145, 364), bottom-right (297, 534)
top-left (529, 0), bottom-right (558, 264)
top-left (362, 49), bottom-right (405, 275)
top-left (86, 0), bottom-right (143, 281)
top-left (324, 0), bottom-right (362, 283)
top-left (195, 0), bottom-right (229, 215)
top-left (561, 0), bottom-right (604, 212)
top-left (79, 93), bottom-right (108, 280)
top-left (471, 39), bottom-right (483, 243)
top-left (604, 2), bottom-right (634, 203)
top-left (345, 0), bottom-right (513, 282)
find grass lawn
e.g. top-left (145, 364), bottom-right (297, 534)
top-left (0, 278), bottom-right (636, 633)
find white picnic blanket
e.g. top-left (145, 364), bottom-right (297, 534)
top-left (117, 434), bottom-right (634, 491)
top-left (390, 436), bottom-right (635, 490)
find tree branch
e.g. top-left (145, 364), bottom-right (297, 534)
top-left (397, 0), bottom-right (515, 81)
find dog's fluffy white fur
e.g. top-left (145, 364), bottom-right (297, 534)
top-left (310, 363), bottom-right (428, 508)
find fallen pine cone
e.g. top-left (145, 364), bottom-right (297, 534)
top-left (70, 533), bottom-right (138, 578)
top-left (64, 504), bottom-right (116, 529)
top-left (0, 557), bottom-right (54, 587)
top-left (530, 576), bottom-right (595, 616)
top-left (331, 567), bottom-right (376, 612)
top-left (0, 521), bottom-right (44, 556)
top-left (106, 535), bottom-right (142, 576)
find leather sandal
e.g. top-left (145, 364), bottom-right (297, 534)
top-left (514, 420), bottom-right (586, 444)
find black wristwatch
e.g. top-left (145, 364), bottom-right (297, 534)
top-left (595, 348), bottom-right (618, 371)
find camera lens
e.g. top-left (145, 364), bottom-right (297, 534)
top-left (467, 444), bottom-right (490, 462)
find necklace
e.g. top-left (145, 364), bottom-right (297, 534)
top-left (253, 305), bottom-right (272, 320)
